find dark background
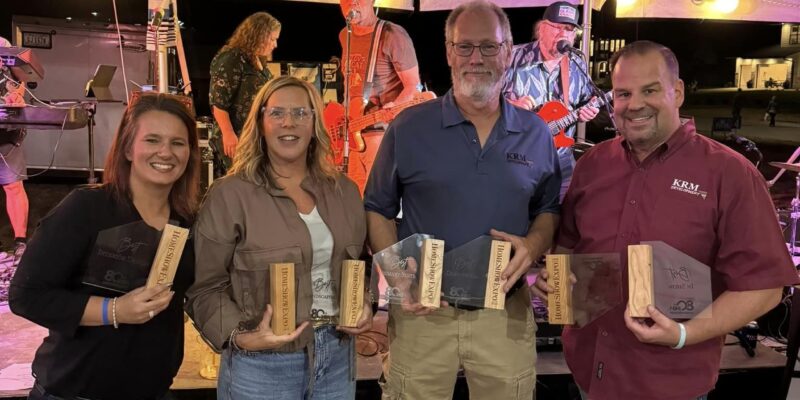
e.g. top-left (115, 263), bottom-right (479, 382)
top-left (0, 0), bottom-right (785, 116)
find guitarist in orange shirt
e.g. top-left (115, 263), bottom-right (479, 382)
top-left (335, 0), bottom-right (420, 195)
top-left (502, 1), bottom-right (600, 199)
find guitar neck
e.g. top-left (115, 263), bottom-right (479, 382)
top-left (350, 111), bottom-right (386, 132)
top-left (548, 110), bottom-right (580, 135)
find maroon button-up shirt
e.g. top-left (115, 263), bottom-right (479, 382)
top-left (558, 120), bottom-right (799, 400)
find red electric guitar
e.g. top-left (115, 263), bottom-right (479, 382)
top-left (323, 91), bottom-right (436, 167)
top-left (537, 95), bottom-right (605, 148)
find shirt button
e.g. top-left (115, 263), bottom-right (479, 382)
top-left (472, 139), bottom-right (478, 144)
top-left (601, 330), bottom-right (608, 337)
top-left (621, 233), bottom-right (627, 238)
top-left (629, 200), bottom-right (636, 205)
top-left (639, 167), bottom-right (645, 172)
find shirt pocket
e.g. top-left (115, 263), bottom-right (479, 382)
top-left (233, 245), bottom-right (304, 321)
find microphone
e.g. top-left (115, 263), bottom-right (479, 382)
top-left (346, 10), bottom-right (360, 23)
top-left (556, 40), bottom-right (582, 56)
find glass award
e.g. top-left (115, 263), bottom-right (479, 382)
top-left (82, 221), bottom-right (161, 293)
top-left (629, 241), bottom-right (712, 320)
top-left (545, 253), bottom-right (623, 327)
top-left (441, 235), bottom-right (511, 310)
top-left (370, 233), bottom-right (444, 308)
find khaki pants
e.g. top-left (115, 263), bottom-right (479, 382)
top-left (380, 288), bottom-right (537, 400)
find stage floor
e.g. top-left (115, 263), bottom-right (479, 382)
top-left (0, 305), bottom-right (789, 398)
top-left (0, 306), bottom-right (389, 398)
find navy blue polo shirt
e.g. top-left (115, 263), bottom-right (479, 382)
top-left (364, 89), bottom-right (561, 250)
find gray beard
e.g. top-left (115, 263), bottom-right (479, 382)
top-left (451, 70), bottom-right (503, 104)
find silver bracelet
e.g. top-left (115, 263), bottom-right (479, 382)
top-left (112, 297), bottom-right (119, 329)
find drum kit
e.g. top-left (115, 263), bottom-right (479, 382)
top-left (769, 162), bottom-right (800, 258)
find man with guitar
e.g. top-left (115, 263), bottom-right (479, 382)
top-left (0, 36), bottom-right (29, 266)
top-left (335, 0), bottom-right (420, 195)
top-left (502, 1), bottom-right (599, 198)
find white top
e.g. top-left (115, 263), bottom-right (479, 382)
top-left (299, 206), bottom-right (337, 318)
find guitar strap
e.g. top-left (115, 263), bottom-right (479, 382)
top-left (559, 54), bottom-right (571, 109)
top-left (362, 19), bottom-right (386, 109)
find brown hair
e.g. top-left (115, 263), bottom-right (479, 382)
top-left (103, 92), bottom-right (201, 222)
top-left (223, 12), bottom-right (281, 66)
top-left (228, 76), bottom-right (337, 188)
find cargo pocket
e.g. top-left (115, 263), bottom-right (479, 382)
top-left (514, 369), bottom-right (536, 399)
top-left (379, 362), bottom-right (408, 399)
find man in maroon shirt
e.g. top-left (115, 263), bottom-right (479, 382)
top-left (532, 40), bottom-right (799, 399)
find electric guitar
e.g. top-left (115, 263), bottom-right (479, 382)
top-left (536, 94), bottom-right (606, 149)
top-left (323, 91), bottom-right (436, 167)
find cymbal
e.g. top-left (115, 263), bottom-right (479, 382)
top-left (769, 162), bottom-right (800, 173)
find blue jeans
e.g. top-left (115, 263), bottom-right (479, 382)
top-left (218, 326), bottom-right (355, 400)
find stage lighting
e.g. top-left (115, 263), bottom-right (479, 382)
top-left (713, 0), bottom-right (739, 13)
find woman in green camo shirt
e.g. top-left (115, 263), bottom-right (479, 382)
top-left (209, 12), bottom-right (281, 175)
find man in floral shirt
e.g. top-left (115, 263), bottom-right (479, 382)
top-left (502, 1), bottom-right (598, 198)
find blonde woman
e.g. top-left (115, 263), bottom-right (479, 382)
top-left (188, 76), bottom-right (371, 400)
top-left (210, 12), bottom-right (281, 171)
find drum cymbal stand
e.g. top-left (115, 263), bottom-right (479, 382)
top-left (789, 173), bottom-right (800, 256)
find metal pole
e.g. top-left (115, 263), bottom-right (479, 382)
top-left (576, 0), bottom-right (593, 143)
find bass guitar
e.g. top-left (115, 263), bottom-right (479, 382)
top-left (323, 91), bottom-right (436, 167)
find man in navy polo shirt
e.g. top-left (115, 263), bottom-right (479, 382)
top-left (532, 40), bottom-right (799, 399)
top-left (364, 1), bottom-right (560, 398)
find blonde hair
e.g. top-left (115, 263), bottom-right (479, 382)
top-left (228, 76), bottom-right (338, 188)
top-left (223, 12), bottom-right (281, 66)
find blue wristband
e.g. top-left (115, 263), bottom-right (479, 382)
top-left (672, 322), bottom-right (687, 350)
top-left (102, 297), bottom-right (110, 325)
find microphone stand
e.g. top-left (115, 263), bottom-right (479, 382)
top-left (341, 17), bottom-right (353, 174)
top-left (566, 50), bottom-right (619, 136)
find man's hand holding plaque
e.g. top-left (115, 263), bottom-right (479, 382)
top-left (627, 241), bottom-right (712, 320)
top-left (442, 235), bottom-right (511, 310)
top-left (371, 234), bottom-right (445, 315)
top-left (534, 253), bottom-right (623, 327)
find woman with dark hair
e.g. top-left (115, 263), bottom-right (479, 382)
top-left (210, 11), bottom-right (281, 173)
top-left (10, 92), bottom-right (200, 400)
top-left (187, 76), bottom-right (370, 399)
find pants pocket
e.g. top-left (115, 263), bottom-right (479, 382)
top-left (515, 369), bottom-right (536, 400)
top-left (379, 362), bottom-right (407, 400)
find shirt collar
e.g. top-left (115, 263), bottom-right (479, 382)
top-left (517, 41), bottom-right (547, 66)
top-left (619, 118), bottom-right (696, 163)
top-left (441, 89), bottom-right (522, 134)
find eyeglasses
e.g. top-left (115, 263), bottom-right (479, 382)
top-left (448, 41), bottom-right (506, 57)
top-left (543, 21), bottom-right (578, 33)
top-left (262, 106), bottom-right (314, 123)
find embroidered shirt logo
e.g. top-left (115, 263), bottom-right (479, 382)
top-left (670, 178), bottom-right (708, 200)
top-left (506, 152), bottom-right (532, 167)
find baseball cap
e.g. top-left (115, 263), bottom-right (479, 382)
top-left (543, 1), bottom-right (580, 28)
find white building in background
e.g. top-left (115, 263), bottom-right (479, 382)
top-left (735, 23), bottom-right (799, 90)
